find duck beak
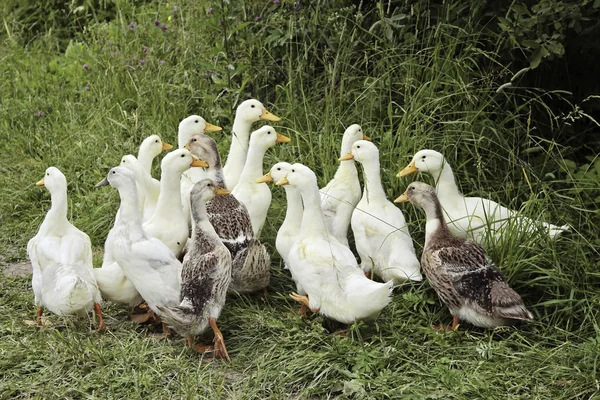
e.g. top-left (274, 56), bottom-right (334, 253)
top-left (256, 171), bottom-right (273, 183)
top-left (190, 157), bottom-right (209, 168)
top-left (215, 187), bottom-right (231, 196)
top-left (398, 161), bottom-right (418, 177)
top-left (260, 109), bottom-right (281, 122)
top-left (162, 142), bottom-right (173, 151)
top-left (35, 178), bottom-right (45, 187)
top-left (339, 151), bottom-right (354, 161)
top-left (275, 133), bottom-right (291, 143)
top-left (394, 190), bottom-right (409, 203)
top-left (363, 134), bottom-right (372, 141)
top-left (183, 144), bottom-right (189, 150)
top-left (275, 176), bottom-right (289, 186)
top-left (95, 177), bottom-right (110, 188)
top-left (204, 122), bottom-right (222, 133)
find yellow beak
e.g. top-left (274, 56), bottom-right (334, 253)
top-left (190, 157), bottom-right (209, 168)
top-left (256, 171), bottom-right (274, 183)
top-left (36, 178), bottom-right (45, 187)
top-left (215, 187), bottom-right (231, 196)
top-left (275, 133), bottom-right (291, 143)
top-left (398, 161), bottom-right (418, 177)
top-left (394, 191), bottom-right (409, 203)
top-left (162, 142), bottom-right (173, 151)
top-left (204, 122), bottom-right (222, 133)
top-left (260, 109), bottom-right (281, 122)
top-left (363, 134), bottom-right (372, 141)
top-left (339, 151), bottom-right (354, 162)
top-left (275, 176), bottom-right (289, 186)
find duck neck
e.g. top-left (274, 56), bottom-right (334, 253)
top-left (208, 158), bottom-right (226, 188)
top-left (421, 196), bottom-right (449, 248)
top-left (137, 150), bottom-right (154, 174)
top-left (360, 158), bottom-right (387, 201)
top-left (153, 169), bottom-right (185, 221)
top-left (191, 199), bottom-right (221, 249)
top-left (116, 183), bottom-right (143, 229)
top-left (224, 118), bottom-right (253, 174)
top-left (239, 143), bottom-right (267, 182)
top-left (298, 182), bottom-right (328, 238)
top-left (40, 187), bottom-right (69, 235)
top-left (433, 162), bottom-right (461, 199)
top-left (282, 186), bottom-right (303, 229)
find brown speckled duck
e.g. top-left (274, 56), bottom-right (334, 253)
top-left (158, 179), bottom-right (232, 360)
top-left (186, 134), bottom-right (270, 293)
top-left (395, 182), bottom-right (533, 331)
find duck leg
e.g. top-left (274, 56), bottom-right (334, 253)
top-left (289, 292), bottom-right (318, 313)
top-left (209, 317), bottom-right (231, 362)
top-left (187, 336), bottom-right (213, 353)
top-left (94, 303), bottom-right (107, 330)
top-left (36, 307), bottom-right (44, 325)
top-left (432, 315), bottom-right (460, 332)
top-left (162, 322), bottom-right (173, 337)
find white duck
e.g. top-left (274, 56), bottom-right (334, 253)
top-left (278, 163), bottom-right (393, 324)
top-left (137, 134), bottom-right (173, 176)
top-left (178, 115), bottom-right (222, 225)
top-left (258, 162), bottom-right (305, 295)
top-left (398, 149), bottom-right (570, 245)
top-left (232, 126), bottom-right (291, 236)
top-left (27, 167), bottom-right (105, 329)
top-left (222, 99), bottom-right (281, 189)
top-left (341, 141), bottom-right (422, 283)
top-left (120, 155), bottom-right (160, 222)
top-left (143, 149), bottom-right (207, 258)
top-left (95, 167), bottom-right (182, 328)
top-left (320, 124), bottom-right (370, 247)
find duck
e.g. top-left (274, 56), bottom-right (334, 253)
top-left (137, 135), bottom-right (173, 177)
top-left (340, 141), bottom-right (422, 283)
top-left (178, 115), bottom-right (222, 226)
top-left (158, 179), bottom-right (232, 360)
top-left (120, 155), bottom-right (160, 222)
top-left (142, 149), bottom-right (207, 258)
top-left (27, 167), bottom-right (106, 329)
top-left (231, 126), bottom-right (291, 236)
top-left (95, 167), bottom-right (181, 329)
top-left (319, 124), bottom-right (369, 247)
top-left (222, 99), bottom-right (281, 189)
top-left (278, 163), bottom-right (393, 324)
top-left (258, 162), bottom-right (305, 295)
top-left (394, 181), bottom-right (534, 330)
top-left (187, 134), bottom-right (271, 293)
top-left (398, 149), bottom-right (570, 245)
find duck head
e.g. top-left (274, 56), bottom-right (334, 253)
top-left (162, 148), bottom-right (207, 174)
top-left (190, 179), bottom-right (230, 205)
top-left (95, 166), bottom-right (136, 189)
top-left (257, 161), bottom-right (293, 184)
top-left (140, 134), bottom-right (172, 158)
top-left (236, 99), bottom-right (281, 123)
top-left (276, 163), bottom-right (316, 189)
top-left (185, 134), bottom-right (221, 169)
top-left (36, 167), bottom-right (67, 193)
top-left (394, 181), bottom-right (437, 206)
top-left (339, 139), bottom-right (378, 164)
top-left (250, 125), bottom-right (291, 151)
top-left (178, 115), bottom-right (222, 149)
top-left (398, 149), bottom-right (446, 177)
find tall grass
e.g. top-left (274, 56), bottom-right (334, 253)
top-left (0, 0), bottom-right (599, 398)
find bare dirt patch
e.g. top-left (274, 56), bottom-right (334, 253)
top-left (1, 261), bottom-right (32, 277)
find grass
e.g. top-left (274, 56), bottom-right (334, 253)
top-left (1, 0), bottom-right (599, 398)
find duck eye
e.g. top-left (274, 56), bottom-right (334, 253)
top-left (277, 168), bottom-right (281, 171)
top-left (195, 120), bottom-right (199, 123)
top-left (357, 145), bottom-right (361, 149)
top-left (177, 241), bottom-right (180, 245)
top-left (251, 105), bottom-right (255, 108)
top-left (267, 131), bottom-right (271, 134)
top-left (192, 138), bottom-right (197, 142)
top-left (46, 173), bottom-right (49, 176)
top-left (181, 154), bottom-right (185, 158)
top-left (422, 156), bottom-right (426, 160)
top-left (291, 169), bottom-right (295, 172)
top-left (112, 171), bottom-right (116, 174)
top-left (155, 140), bottom-right (159, 143)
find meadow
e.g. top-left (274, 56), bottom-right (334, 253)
top-left (1, 0), bottom-right (599, 398)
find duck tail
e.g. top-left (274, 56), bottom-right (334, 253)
top-left (547, 223), bottom-right (570, 239)
top-left (347, 276), bottom-right (393, 319)
top-left (497, 303), bottom-right (534, 322)
top-left (156, 302), bottom-right (198, 333)
top-left (48, 272), bottom-right (94, 315)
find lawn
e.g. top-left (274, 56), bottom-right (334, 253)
top-left (1, 0), bottom-right (599, 398)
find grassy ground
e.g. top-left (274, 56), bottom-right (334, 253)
top-left (1, 0), bottom-right (599, 398)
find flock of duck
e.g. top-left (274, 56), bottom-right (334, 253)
top-left (27, 99), bottom-right (569, 360)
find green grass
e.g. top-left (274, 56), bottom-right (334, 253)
top-left (1, 0), bottom-right (599, 398)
